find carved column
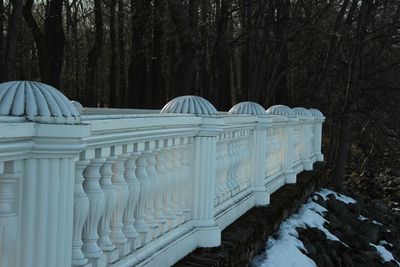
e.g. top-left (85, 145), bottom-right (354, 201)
top-left (161, 140), bottom-right (177, 230)
top-left (98, 147), bottom-right (119, 263)
top-left (134, 150), bottom-right (152, 245)
top-left (172, 141), bottom-right (185, 225)
top-left (144, 148), bottom-right (160, 239)
top-left (250, 118), bottom-right (270, 205)
top-left (177, 138), bottom-right (191, 221)
top-left (314, 118), bottom-right (324, 162)
top-left (191, 118), bottom-right (223, 248)
top-left (110, 145), bottom-right (131, 257)
top-left (301, 120), bottom-right (313, 171)
top-left (72, 154), bottom-right (92, 266)
top-left (283, 118), bottom-right (297, 184)
top-left (123, 150), bottom-right (141, 251)
top-left (82, 148), bottom-right (108, 265)
top-left (154, 143), bottom-right (168, 234)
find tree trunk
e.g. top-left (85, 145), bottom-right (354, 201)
top-left (332, 114), bottom-right (352, 190)
top-left (85, 0), bottom-right (103, 107)
top-left (109, 0), bottom-right (118, 107)
top-left (151, 0), bottom-right (164, 108)
top-left (23, 0), bottom-right (65, 89)
top-left (0, 0), bottom-right (4, 81)
top-left (127, 0), bottom-right (148, 108)
top-left (3, 0), bottom-right (24, 81)
top-left (117, 0), bottom-right (126, 107)
top-left (168, 0), bottom-right (200, 97)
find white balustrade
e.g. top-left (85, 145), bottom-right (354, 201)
top-left (123, 150), bottom-right (141, 250)
top-left (110, 146), bottom-right (131, 257)
top-left (0, 83), bottom-right (324, 267)
top-left (82, 148), bottom-right (108, 265)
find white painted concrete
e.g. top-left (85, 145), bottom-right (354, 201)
top-left (0, 82), bottom-right (324, 267)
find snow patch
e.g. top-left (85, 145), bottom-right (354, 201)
top-left (358, 215), bottom-right (368, 221)
top-left (316, 188), bottom-right (357, 204)
top-left (370, 243), bottom-right (400, 266)
top-left (379, 240), bottom-right (393, 247)
top-left (253, 196), bottom-right (346, 267)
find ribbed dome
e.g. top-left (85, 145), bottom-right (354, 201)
top-left (0, 81), bottom-right (80, 124)
top-left (228, 101), bottom-right (267, 116)
top-left (266, 105), bottom-right (294, 117)
top-left (161, 95), bottom-right (217, 116)
top-left (308, 108), bottom-right (324, 118)
top-left (292, 107), bottom-right (312, 117)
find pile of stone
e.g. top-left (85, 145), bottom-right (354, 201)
top-left (298, 192), bottom-right (400, 267)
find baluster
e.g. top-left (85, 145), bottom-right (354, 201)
top-left (161, 141), bottom-right (177, 230)
top-left (215, 142), bottom-right (223, 205)
top-left (227, 139), bottom-right (235, 197)
top-left (110, 146), bottom-right (131, 257)
top-left (180, 141), bottom-right (192, 220)
top-left (72, 154), bottom-right (91, 266)
top-left (134, 150), bottom-right (152, 245)
top-left (233, 137), bottom-right (240, 194)
top-left (221, 141), bottom-right (230, 201)
top-left (172, 143), bottom-right (185, 225)
top-left (154, 142), bottom-right (168, 234)
top-left (144, 149), bottom-right (160, 239)
top-left (165, 144), bottom-right (179, 227)
top-left (82, 148), bottom-right (108, 265)
top-left (98, 148), bottom-right (119, 264)
top-left (123, 150), bottom-right (142, 250)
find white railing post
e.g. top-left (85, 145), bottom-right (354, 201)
top-left (283, 119), bottom-right (297, 183)
top-left (191, 117), bottom-right (223, 247)
top-left (250, 117), bottom-right (270, 205)
top-left (16, 123), bottom-right (88, 267)
top-left (314, 119), bottom-right (324, 161)
top-left (308, 109), bottom-right (325, 162)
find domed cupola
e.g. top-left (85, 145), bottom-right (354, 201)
top-left (266, 105), bottom-right (294, 117)
top-left (0, 81), bottom-right (80, 124)
top-left (228, 101), bottom-right (267, 116)
top-left (161, 95), bottom-right (217, 116)
top-left (292, 107), bottom-right (312, 118)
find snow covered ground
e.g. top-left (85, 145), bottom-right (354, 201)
top-left (252, 188), bottom-right (399, 267)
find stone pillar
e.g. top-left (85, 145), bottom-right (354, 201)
top-left (283, 118), bottom-right (297, 184)
top-left (191, 118), bottom-right (223, 248)
top-left (16, 123), bottom-right (89, 267)
top-left (301, 119), bottom-right (314, 171)
top-left (250, 118), bottom-right (270, 205)
top-left (314, 119), bottom-right (324, 162)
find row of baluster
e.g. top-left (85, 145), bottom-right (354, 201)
top-left (215, 134), bottom-right (252, 206)
top-left (72, 139), bottom-right (193, 266)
